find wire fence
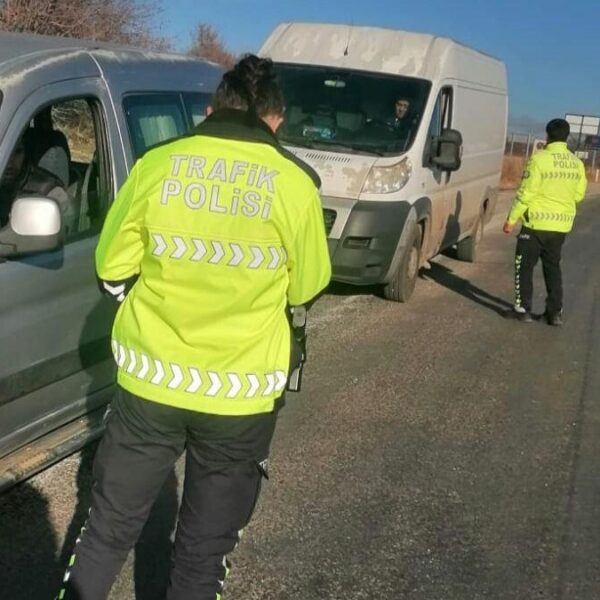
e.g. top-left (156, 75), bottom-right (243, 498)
top-left (504, 132), bottom-right (600, 185)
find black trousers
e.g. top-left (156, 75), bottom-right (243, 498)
top-left (514, 226), bottom-right (567, 315)
top-left (58, 388), bottom-right (281, 600)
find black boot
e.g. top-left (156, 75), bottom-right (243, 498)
top-left (546, 310), bottom-right (564, 326)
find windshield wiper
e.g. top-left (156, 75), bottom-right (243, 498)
top-left (281, 138), bottom-right (316, 149)
top-left (311, 142), bottom-right (385, 156)
top-left (282, 138), bottom-right (388, 157)
top-left (340, 143), bottom-right (387, 157)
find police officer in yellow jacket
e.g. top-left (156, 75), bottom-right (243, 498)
top-left (503, 119), bottom-right (587, 325)
top-left (58, 55), bottom-right (331, 600)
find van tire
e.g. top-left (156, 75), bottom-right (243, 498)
top-left (383, 224), bottom-right (421, 302)
top-left (456, 212), bottom-right (484, 263)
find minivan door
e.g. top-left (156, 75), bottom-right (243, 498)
top-left (0, 78), bottom-right (119, 461)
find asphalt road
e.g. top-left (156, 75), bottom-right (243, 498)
top-left (2, 189), bottom-right (600, 600)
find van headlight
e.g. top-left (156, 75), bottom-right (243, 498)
top-left (362, 157), bottom-right (412, 194)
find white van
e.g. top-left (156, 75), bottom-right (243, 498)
top-left (259, 22), bottom-right (508, 301)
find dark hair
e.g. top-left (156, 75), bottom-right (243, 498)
top-left (546, 118), bottom-right (570, 142)
top-left (212, 54), bottom-right (284, 118)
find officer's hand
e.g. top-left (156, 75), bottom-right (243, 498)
top-left (503, 221), bottom-right (513, 235)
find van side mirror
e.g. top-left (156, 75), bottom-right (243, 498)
top-left (0, 196), bottom-right (63, 258)
top-left (431, 128), bottom-right (463, 172)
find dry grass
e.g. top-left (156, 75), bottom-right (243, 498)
top-left (500, 156), bottom-right (525, 190)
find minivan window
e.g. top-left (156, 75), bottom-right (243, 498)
top-left (0, 97), bottom-right (111, 242)
top-left (124, 92), bottom-right (213, 158)
top-left (424, 87), bottom-right (453, 167)
top-left (274, 63), bottom-right (431, 156)
top-left (183, 92), bottom-right (212, 126)
top-left (124, 94), bottom-right (188, 158)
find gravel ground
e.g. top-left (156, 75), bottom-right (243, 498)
top-left (2, 189), bottom-right (600, 600)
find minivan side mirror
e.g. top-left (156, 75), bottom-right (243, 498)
top-left (0, 196), bottom-right (63, 258)
top-left (431, 128), bottom-right (463, 172)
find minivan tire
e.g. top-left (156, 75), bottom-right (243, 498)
top-left (456, 211), bottom-right (484, 262)
top-left (383, 224), bottom-right (421, 302)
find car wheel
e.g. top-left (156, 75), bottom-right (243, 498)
top-left (383, 224), bottom-right (421, 302)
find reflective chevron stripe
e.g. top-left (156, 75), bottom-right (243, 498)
top-left (168, 363), bottom-right (184, 389)
top-left (112, 340), bottom-right (287, 400)
top-left (138, 354), bottom-right (150, 380)
top-left (149, 233), bottom-right (287, 270)
top-left (528, 211), bottom-right (574, 224)
top-left (152, 233), bottom-right (168, 256)
top-left (226, 373), bottom-right (242, 398)
top-left (541, 172), bottom-right (582, 180)
top-left (206, 371), bottom-right (222, 396)
top-left (191, 238), bottom-right (207, 261)
top-left (151, 359), bottom-right (165, 385)
top-left (514, 254), bottom-right (523, 308)
top-left (246, 374), bottom-right (260, 398)
top-left (263, 373), bottom-right (276, 396)
top-left (186, 368), bottom-right (202, 393)
top-left (249, 246), bottom-right (265, 269)
top-left (268, 247), bottom-right (280, 270)
top-left (126, 349), bottom-right (137, 374)
top-left (209, 240), bottom-right (226, 264)
top-left (170, 236), bottom-right (187, 259)
top-left (275, 371), bottom-right (287, 392)
top-left (228, 243), bottom-right (244, 266)
top-left (117, 344), bottom-right (126, 368)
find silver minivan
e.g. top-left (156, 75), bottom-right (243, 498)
top-left (0, 32), bottom-right (223, 490)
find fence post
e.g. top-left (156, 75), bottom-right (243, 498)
top-left (509, 133), bottom-right (515, 156)
top-left (525, 134), bottom-right (532, 159)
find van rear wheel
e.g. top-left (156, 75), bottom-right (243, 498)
top-left (383, 225), bottom-right (421, 302)
top-left (456, 212), bottom-right (484, 262)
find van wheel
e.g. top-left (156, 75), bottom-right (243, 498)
top-left (383, 225), bottom-right (421, 302)
top-left (456, 212), bottom-right (484, 262)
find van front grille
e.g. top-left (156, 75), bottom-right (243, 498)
top-left (323, 209), bottom-right (337, 235)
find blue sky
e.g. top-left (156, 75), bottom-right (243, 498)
top-left (158, 0), bottom-right (599, 134)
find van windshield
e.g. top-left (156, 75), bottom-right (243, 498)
top-left (274, 63), bottom-right (431, 156)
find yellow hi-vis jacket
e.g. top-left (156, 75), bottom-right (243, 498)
top-left (507, 141), bottom-right (587, 232)
top-left (96, 110), bottom-right (332, 416)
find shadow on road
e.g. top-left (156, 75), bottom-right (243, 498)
top-left (0, 482), bottom-right (59, 599)
top-left (420, 261), bottom-right (513, 316)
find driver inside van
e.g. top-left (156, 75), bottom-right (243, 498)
top-left (390, 97), bottom-right (414, 137)
top-left (0, 136), bottom-right (68, 228)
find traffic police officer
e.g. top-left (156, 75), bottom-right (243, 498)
top-left (58, 55), bottom-right (331, 599)
top-left (504, 118), bottom-right (587, 325)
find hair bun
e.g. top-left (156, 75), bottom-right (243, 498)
top-left (212, 54), bottom-right (283, 118)
top-left (235, 55), bottom-right (274, 89)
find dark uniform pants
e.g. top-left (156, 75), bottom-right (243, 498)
top-left (58, 387), bottom-right (280, 600)
top-left (514, 226), bottom-right (567, 315)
